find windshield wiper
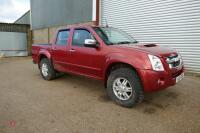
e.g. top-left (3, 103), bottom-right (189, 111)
top-left (116, 41), bottom-right (132, 44)
top-left (118, 41), bottom-right (139, 44)
top-left (107, 42), bottom-right (114, 45)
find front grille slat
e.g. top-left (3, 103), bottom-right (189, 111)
top-left (172, 60), bottom-right (180, 67)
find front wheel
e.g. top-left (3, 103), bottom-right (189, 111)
top-left (39, 58), bottom-right (56, 80)
top-left (106, 67), bottom-right (144, 108)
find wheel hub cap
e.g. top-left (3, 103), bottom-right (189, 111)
top-left (113, 78), bottom-right (133, 101)
top-left (41, 63), bottom-right (48, 77)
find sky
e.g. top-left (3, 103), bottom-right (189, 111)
top-left (0, 0), bottom-right (30, 23)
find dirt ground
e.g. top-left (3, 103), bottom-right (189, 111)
top-left (0, 57), bottom-right (200, 133)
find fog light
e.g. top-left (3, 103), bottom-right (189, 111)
top-left (158, 78), bottom-right (164, 85)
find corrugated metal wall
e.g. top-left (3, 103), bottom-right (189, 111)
top-left (0, 23), bottom-right (29, 33)
top-left (31, 0), bottom-right (93, 29)
top-left (101, 0), bottom-right (200, 73)
top-left (15, 11), bottom-right (30, 25)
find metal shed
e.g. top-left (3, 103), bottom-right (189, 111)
top-left (14, 11), bottom-right (30, 25)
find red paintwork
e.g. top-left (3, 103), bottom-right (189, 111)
top-left (32, 26), bottom-right (184, 92)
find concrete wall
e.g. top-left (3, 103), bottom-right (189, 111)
top-left (15, 11), bottom-right (30, 25)
top-left (32, 22), bottom-right (95, 44)
top-left (31, 0), bottom-right (93, 29)
top-left (32, 28), bottom-right (49, 44)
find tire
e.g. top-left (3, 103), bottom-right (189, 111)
top-left (106, 67), bottom-right (144, 108)
top-left (39, 58), bottom-right (56, 80)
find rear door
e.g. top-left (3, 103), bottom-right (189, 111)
top-left (52, 29), bottom-right (71, 72)
top-left (68, 28), bottom-right (104, 79)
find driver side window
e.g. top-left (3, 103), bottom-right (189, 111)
top-left (72, 29), bottom-right (94, 47)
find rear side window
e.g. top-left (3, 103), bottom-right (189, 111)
top-left (56, 30), bottom-right (70, 45)
top-left (72, 29), bottom-right (93, 47)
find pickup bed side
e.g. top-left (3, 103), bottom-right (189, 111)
top-left (32, 44), bottom-right (52, 64)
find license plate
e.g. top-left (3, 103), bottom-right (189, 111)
top-left (176, 73), bottom-right (184, 83)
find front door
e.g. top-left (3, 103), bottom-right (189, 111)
top-left (68, 29), bottom-right (104, 79)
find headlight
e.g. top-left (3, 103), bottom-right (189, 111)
top-left (148, 55), bottom-right (164, 71)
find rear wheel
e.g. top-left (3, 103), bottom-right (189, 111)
top-left (107, 67), bottom-right (144, 107)
top-left (39, 58), bottom-right (56, 80)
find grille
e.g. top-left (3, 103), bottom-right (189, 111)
top-left (166, 54), bottom-right (182, 68)
top-left (171, 60), bottom-right (181, 68)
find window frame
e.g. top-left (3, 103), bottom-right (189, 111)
top-left (56, 29), bottom-right (70, 46)
top-left (72, 28), bottom-right (96, 47)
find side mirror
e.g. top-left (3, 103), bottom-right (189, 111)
top-left (84, 39), bottom-right (99, 48)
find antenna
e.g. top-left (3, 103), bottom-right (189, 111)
top-left (105, 16), bottom-right (109, 27)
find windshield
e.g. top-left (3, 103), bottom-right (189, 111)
top-left (93, 27), bottom-right (138, 45)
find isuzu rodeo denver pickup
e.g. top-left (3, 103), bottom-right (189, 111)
top-left (32, 26), bottom-right (184, 107)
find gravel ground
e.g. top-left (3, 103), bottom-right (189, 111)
top-left (0, 57), bottom-right (200, 133)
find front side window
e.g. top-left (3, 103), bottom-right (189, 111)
top-left (93, 27), bottom-right (138, 45)
top-left (56, 30), bottom-right (70, 45)
top-left (72, 29), bottom-right (93, 47)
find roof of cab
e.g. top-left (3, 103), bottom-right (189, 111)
top-left (56, 25), bottom-right (107, 31)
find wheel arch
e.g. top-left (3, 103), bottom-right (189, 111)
top-left (38, 51), bottom-right (52, 68)
top-left (104, 62), bottom-right (141, 88)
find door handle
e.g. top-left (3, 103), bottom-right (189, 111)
top-left (52, 47), bottom-right (57, 50)
top-left (69, 49), bottom-right (76, 52)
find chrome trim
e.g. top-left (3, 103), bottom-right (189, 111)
top-left (166, 54), bottom-right (181, 64)
top-left (166, 54), bottom-right (183, 69)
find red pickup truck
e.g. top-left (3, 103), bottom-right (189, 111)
top-left (32, 26), bottom-right (184, 107)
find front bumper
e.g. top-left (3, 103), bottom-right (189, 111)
top-left (139, 68), bottom-right (184, 92)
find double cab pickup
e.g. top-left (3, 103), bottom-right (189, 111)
top-left (32, 26), bottom-right (184, 107)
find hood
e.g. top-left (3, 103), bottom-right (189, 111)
top-left (114, 43), bottom-right (177, 57)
